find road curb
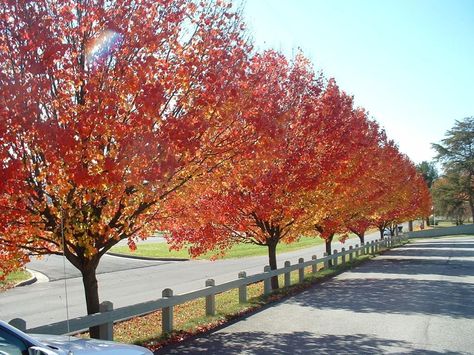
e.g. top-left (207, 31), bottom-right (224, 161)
top-left (14, 271), bottom-right (36, 287)
top-left (107, 252), bottom-right (189, 262)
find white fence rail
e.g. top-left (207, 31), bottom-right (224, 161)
top-left (9, 235), bottom-right (407, 340)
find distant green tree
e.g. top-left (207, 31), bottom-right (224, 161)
top-left (432, 117), bottom-right (474, 220)
top-left (432, 173), bottom-right (471, 224)
top-left (416, 161), bottom-right (438, 225)
top-left (416, 161), bottom-right (438, 188)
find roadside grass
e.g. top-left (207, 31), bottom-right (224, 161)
top-left (0, 269), bottom-right (31, 292)
top-left (110, 234), bottom-right (362, 260)
top-left (109, 253), bottom-right (375, 351)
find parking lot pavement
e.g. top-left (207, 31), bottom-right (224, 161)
top-left (157, 236), bottom-right (474, 354)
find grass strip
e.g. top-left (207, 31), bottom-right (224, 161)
top-left (0, 269), bottom-right (31, 292)
top-left (110, 234), bottom-right (365, 260)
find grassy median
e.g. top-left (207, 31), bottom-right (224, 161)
top-left (110, 235), bottom-right (363, 260)
top-left (0, 269), bottom-right (31, 292)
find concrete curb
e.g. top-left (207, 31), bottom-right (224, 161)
top-left (14, 270), bottom-right (36, 287)
top-left (107, 252), bottom-right (189, 262)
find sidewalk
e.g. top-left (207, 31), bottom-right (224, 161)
top-left (156, 236), bottom-right (474, 354)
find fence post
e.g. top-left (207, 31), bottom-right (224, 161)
top-left (162, 288), bottom-right (174, 334)
top-left (205, 279), bottom-right (216, 316)
top-left (9, 318), bottom-right (26, 332)
top-left (264, 266), bottom-right (272, 295)
top-left (284, 261), bottom-right (291, 287)
top-left (366, 242), bottom-right (370, 255)
top-left (311, 255), bottom-right (318, 274)
top-left (333, 250), bottom-right (338, 267)
top-left (98, 301), bottom-right (114, 340)
top-left (238, 271), bottom-right (247, 304)
top-left (349, 246), bottom-right (354, 263)
top-left (299, 258), bottom-right (305, 283)
top-left (341, 248), bottom-right (346, 265)
top-left (371, 241), bottom-right (375, 254)
top-left (323, 252), bottom-right (329, 269)
top-left (355, 244), bottom-right (359, 257)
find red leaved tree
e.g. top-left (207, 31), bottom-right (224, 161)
top-left (0, 0), bottom-right (250, 337)
top-left (164, 51), bottom-right (326, 290)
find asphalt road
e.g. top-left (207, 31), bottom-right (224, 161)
top-left (0, 232), bottom-right (383, 328)
top-left (158, 235), bottom-right (474, 354)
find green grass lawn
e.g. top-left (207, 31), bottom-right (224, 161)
top-left (0, 269), bottom-right (31, 291)
top-left (110, 234), bottom-right (359, 260)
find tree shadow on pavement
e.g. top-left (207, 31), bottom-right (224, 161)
top-left (385, 248), bottom-right (474, 258)
top-left (402, 243), bottom-right (474, 249)
top-left (355, 258), bottom-right (474, 277)
top-left (156, 332), bottom-right (462, 354)
top-left (289, 277), bottom-right (474, 319)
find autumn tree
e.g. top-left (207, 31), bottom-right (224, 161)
top-left (0, 0), bottom-right (251, 337)
top-left (309, 84), bottom-right (382, 256)
top-left (164, 51), bottom-right (327, 290)
top-left (371, 142), bottom-right (431, 237)
top-left (433, 117), bottom-right (474, 220)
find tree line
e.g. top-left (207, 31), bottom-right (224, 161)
top-left (0, 0), bottom-right (430, 337)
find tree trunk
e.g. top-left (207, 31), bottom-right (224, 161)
top-left (267, 241), bottom-right (279, 290)
top-left (425, 216), bottom-right (430, 226)
top-left (469, 195), bottom-right (474, 222)
top-left (81, 265), bottom-right (101, 339)
top-left (358, 233), bottom-right (365, 245)
top-left (408, 220), bottom-right (413, 232)
top-left (379, 227), bottom-right (384, 239)
top-left (325, 234), bottom-right (334, 267)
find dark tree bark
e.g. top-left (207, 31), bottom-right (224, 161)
top-left (81, 263), bottom-right (101, 339)
top-left (267, 239), bottom-right (279, 290)
top-left (324, 234), bottom-right (334, 267)
top-left (357, 233), bottom-right (365, 245)
top-left (379, 227), bottom-right (384, 239)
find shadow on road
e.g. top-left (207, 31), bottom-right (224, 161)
top-left (156, 332), bottom-right (459, 354)
top-left (289, 277), bottom-right (474, 319)
top-left (354, 258), bottom-right (474, 277)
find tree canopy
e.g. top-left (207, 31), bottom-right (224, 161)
top-left (433, 117), bottom-right (474, 220)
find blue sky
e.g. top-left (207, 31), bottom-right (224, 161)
top-left (238, 0), bottom-right (474, 164)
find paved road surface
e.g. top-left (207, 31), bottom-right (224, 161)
top-left (0, 232), bottom-right (382, 328)
top-left (158, 235), bottom-right (474, 354)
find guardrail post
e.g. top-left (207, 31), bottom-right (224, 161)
top-left (323, 252), bottom-right (329, 269)
top-left (238, 271), bottom-right (247, 303)
top-left (284, 261), bottom-right (291, 287)
top-left (365, 242), bottom-right (370, 255)
top-left (355, 244), bottom-right (359, 257)
top-left (371, 241), bottom-right (375, 254)
top-left (98, 301), bottom-right (114, 340)
top-left (162, 288), bottom-right (174, 334)
top-left (205, 279), bottom-right (216, 316)
top-left (311, 255), bottom-right (317, 274)
top-left (264, 266), bottom-right (272, 295)
top-left (333, 250), bottom-right (338, 267)
top-left (9, 318), bottom-right (26, 332)
top-left (298, 258), bottom-right (305, 283)
top-left (349, 246), bottom-right (354, 263)
top-left (341, 248), bottom-right (346, 265)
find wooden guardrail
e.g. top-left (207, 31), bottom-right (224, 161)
top-left (9, 235), bottom-right (407, 340)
